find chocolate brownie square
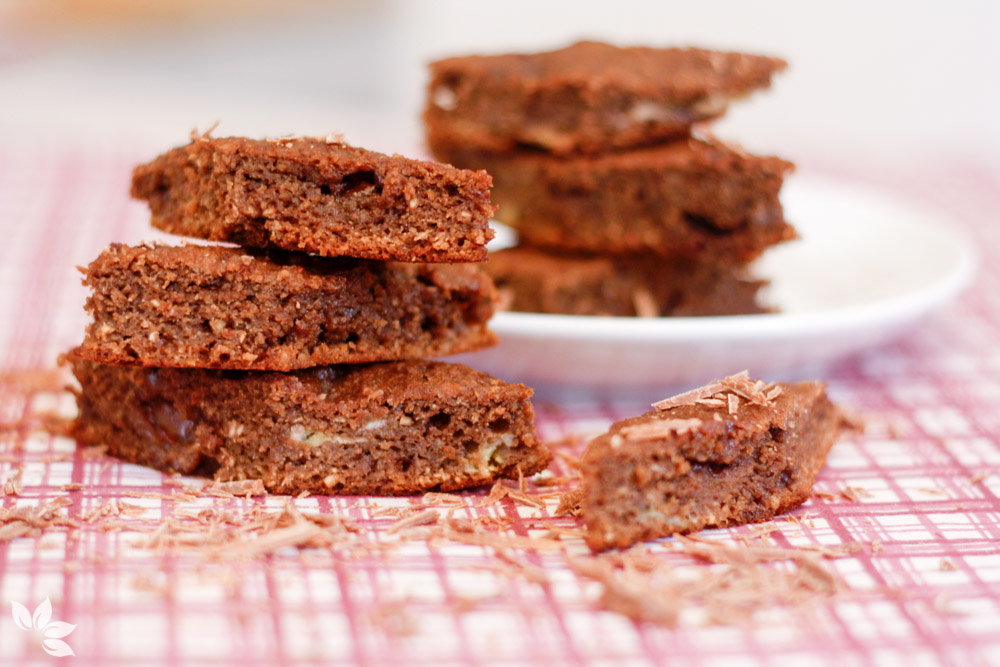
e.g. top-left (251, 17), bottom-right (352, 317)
top-left (425, 41), bottom-right (786, 155)
top-left (487, 246), bottom-right (768, 317)
top-left (76, 244), bottom-right (498, 371)
top-left (580, 373), bottom-right (841, 550)
top-left (432, 137), bottom-right (794, 262)
top-left (132, 135), bottom-right (497, 263)
top-left (70, 357), bottom-right (551, 495)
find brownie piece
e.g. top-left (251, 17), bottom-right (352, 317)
top-left (69, 357), bottom-right (551, 495)
top-left (580, 373), bottom-right (841, 551)
top-left (432, 137), bottom-right (795, 262)
top-left (425, 41), bottom-right (787, 155)
top-left (487, 246), bottom-right (768, 317)
top-left (131, 135), bottom-right (496, 263)
top-left (75, 244), bottom-right (498, 371)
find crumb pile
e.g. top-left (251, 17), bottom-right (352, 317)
top-left (423, 41), bottom-right (794, 317)
top-left (68, 132), bottom-right (551, 494)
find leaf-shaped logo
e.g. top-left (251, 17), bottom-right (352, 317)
top-left (42, 639), bottom-right (75, 658)
top-left (11, 601), bottom-right (32, 631)
top-left (32, 597), bottom-right (52, 630)
top-left (44, 621), bottom-right (77, 639)
top-left (10, 597), bottom-right (76, 658)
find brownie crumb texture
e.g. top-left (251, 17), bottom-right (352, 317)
top-left (77, 243), bottom-right (498, 371)
top-left (71, 358), bottom-right (550, 495)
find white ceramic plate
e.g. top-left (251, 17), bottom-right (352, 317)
top-left (452, 174), bottom-right (976, 390)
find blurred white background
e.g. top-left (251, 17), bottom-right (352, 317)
top-left (0, 0), bottom-right (997, 173)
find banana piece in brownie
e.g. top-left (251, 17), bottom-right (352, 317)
top-left (487, 246), bottom-right (768, 317)
top-left (580, 373), bottom-right (841, 551)
top-left (69, 357), bottom-right (551, 495)
top-left (425, 41), bottom-right (786, 155)
top-left (131, 135), bottom-right (496, 263)
top-left (432, 137), bottom-right (794, 262)
top-left (75, 244), bottom-right (498, 371)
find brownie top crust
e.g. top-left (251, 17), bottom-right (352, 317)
top-left (426, 41), bottom-right (787, 154)
top-left (431, 41), bottom-right (787, 102)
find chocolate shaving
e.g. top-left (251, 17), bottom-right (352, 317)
top-left (694, 398), bottom-right (726, 408)
top-left (0, 498), bottom-right (79, 542)
top-left (840, 486), bottom-right (873, 502)
top-left (570, 532), bottom-right (848, 628)
top-left (970, 470), bottom-right (991, 484)
top-left (554, 488), bottom-right (584, 517)
top-left (385, 509), bottom-right (440, 535)
top-left (653, 371), bottom-right (782, 413)
top-left (652, 379), bottom-right (732, 411)
top-left (477, 481), bottom-right (546, 510)
top-left (203, 479), bottom-right (267, 498)
top-left (632, 288), bottom-right (659, 318)
top-left (494, 549), bottom-right (550, 584)
top-left (1, 467), bottom-right (24, 496)
top-left (620, 418), bottom-right (703, 441)
top-left (421, 492), bottom-right (466, 506)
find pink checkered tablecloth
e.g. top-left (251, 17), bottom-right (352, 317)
top-left (1, 142), bottom-right (999, 666)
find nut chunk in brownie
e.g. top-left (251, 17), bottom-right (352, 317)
top-left (487, 247), bottom-right (768, 317)
top-left (76, 244), bottom-right (498, 371)
top-left (425, 41), bottom-right (787, 155)
top-left (434, 137), bottom-right (794, 262)
top-left (131, 135), bottom-right (497, 263)
top-left (580, 372), bottom-right (841, 551)
top-left (70, 358), bottom-right (551, 496)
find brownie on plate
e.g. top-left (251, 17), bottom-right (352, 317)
top-left (425, 41), bottom-right (786, 155)
top-left (432, 137), bottom-right (795, 262)
top-left (580, 372), bottom-right (841, 551)
top-left (132, 135), bottom-right (497, 263)
top-left (487, 246), bottom-right (768, 317)
top-left (70, 357), bottom-right (551, 495)
top-left (76, 243), bottom-right (498, 371)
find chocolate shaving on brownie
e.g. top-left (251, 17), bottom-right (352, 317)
top-left (694, 398), bottom-right (726, 408)
top-left (653, 371), bottom-right (782, 412)
top-left (620, 418), bottom-right (703, 441)
top-left (652, 377), bottom-right (734, 410)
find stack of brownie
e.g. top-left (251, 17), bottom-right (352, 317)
top-left (68, 135), bottom-right (551, 495)
top-left (423, 41), bottom-right (795, 317)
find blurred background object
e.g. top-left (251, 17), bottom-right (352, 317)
top-left (0, 0), bottom-right (997, 174)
